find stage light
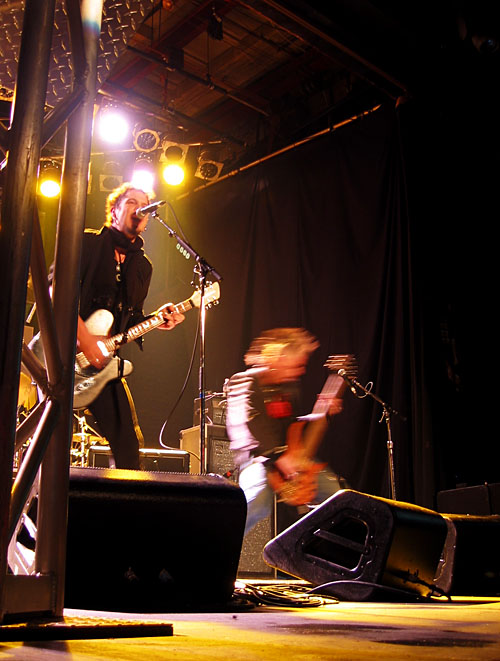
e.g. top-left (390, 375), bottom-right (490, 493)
top-left (131, 153), bottom-right (155, 193)
top-left (160, 141), bottom-right (188, 186)
top-left (97, 107), bottom-right (129, 145)
top-left (38, 159), bottom-right (62, 198)
top-left (195, 150), bottom-right (224, 182)
top-left (162, 163), bottom-right (184, 186)
top-left (99, 160), bottom-right (123, 192)
top-left (133, 126), bottom-right (161, 153)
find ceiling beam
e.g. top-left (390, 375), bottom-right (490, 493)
top-left (237, 0), bottom-right (411, 99)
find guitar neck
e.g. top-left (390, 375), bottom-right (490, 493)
top-left (298, 373), bottom-right (348, 460)
top-left (103, 298), bottom-right (194, 353)
top-left (311, 373), bottom-right (347, 415)
top-left (75, 283), bottom-right (219, 369)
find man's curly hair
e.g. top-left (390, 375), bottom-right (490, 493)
top-left (244, 328), bottom-right (319, 366)
top-left (104, 183), bottom-right (154, 226)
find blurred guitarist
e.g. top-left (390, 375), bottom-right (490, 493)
top-left (225, 328), bottom-right (347, 536)
top-left (76, 183), bottom-right (184, 469)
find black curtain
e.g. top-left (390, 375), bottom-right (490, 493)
top-left (127, 90), bottom-right (500, 508)
top-left (129, 105), bottom-right (429, 504)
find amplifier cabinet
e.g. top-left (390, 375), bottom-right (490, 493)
top-left (193, 394), bottom-right (227, 426)
top-left (88, 446), bottom-right (190, 473)
top-left (179, 425), bottom-right (236, 478)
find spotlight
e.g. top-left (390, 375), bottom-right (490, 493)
top-left (160, 141), bottom-right (188, 186)
top-left (133, 126), bottom-right (161, 153)
top-left (97, 106), bottom-right (130, 145)
top-left (131, 153), bottom-right (155, 193)
top-left (99, 160), bottom-right (123, 192)
top-left (162, 163), bottom-right (184, 186)
top-left (38, 159), bottom-right (62, 198)
top-left (195, 150), bottom-right (224, 182)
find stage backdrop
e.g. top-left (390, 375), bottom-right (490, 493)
top-left (121, 105), bottom-right (428, 504)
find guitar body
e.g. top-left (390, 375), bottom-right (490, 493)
top-left (266, 354), bottom-right (356, 507)
top-left (267, 420), bottom-right (327, 506)
top-left (73, 356), bottom-right (133, 409)
top-left (29, 313), bottom-right (134, 410)
top-left (73, 308), bottom-right (134, 408)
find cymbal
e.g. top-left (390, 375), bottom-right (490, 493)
top-left (18, 372), bottom-right (37, 409)
top-left (71, 434), bottom-right (107, 446)
top-left (89, 436), bottom-right (107, 445)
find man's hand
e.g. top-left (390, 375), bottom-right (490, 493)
top-left (159, 303), bottom-right (185, 330)
top-left (77, 317), bottom-right (109, 370)
top-left (316, 394), bottom-right (343, 417)
top-left (272, 454), bottom-right (319, 505)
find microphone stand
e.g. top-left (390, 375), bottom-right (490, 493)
top-left (152, 210), bottom-right (222, 474)
top-left (339, 370), bottom-right (406, 501)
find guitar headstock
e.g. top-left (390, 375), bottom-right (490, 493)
top-left (324, 354), bottom-right (357, 378)
top-left (191, 282), bottom-right (221, 309)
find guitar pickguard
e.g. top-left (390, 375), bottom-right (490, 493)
top-left (73, 356), bottom-right (133, 409)
top-left (29, 333), bottom-right (133, 410)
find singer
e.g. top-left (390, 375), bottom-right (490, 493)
top-left (75, 183), bottom-right (185, 469)
top-left (225, 328), bottom-right (348, 536)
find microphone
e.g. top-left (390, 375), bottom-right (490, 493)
top-left (134, 200), bottom-right (167, 218)
top-left (338, 368), bottom-right (358, 395)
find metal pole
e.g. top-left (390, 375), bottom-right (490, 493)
top-left (35, 0), bottom-right (104, 615)
top-left (0, 0), bottom-right (57, 620)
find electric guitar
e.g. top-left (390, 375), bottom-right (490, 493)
top-left (31, 283), bottom-right (220, 410)
top-left (267, 354), bottom-right (357, 506)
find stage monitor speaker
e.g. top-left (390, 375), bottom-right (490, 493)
top-left (435, 514), bottom-right (500, 596)
top-left (65, 467), bottom-right (246, 612)
top-left (437, 483), bottom-right (500, 515)
top-left (262, 489), bottom-right (449, 601)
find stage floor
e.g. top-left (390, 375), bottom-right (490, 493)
top-left (1, 582), bottom-right (499, 661)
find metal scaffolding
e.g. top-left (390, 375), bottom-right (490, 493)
top-left (0, 0), bottom-right (149, 621)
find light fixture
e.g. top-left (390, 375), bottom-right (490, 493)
top-left (133, 126), bottom-right (161, 153)
top-left (160, 141), bottom-right (188, 186)
top-left (131, 153), bottom-right (155, 193)
top-left (195, 150), bottom-right (224, 182)
top-left (97, 106), bottom-right (130, 145)
top-left (99, 160), bottom-right (123, 192)
top-left (38, 159), bottom-right (62, 198)
top-left (207, 7), bottom-right (223, 40)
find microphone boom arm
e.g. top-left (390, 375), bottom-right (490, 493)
top-left (338, 368), bottom-right (405, 500)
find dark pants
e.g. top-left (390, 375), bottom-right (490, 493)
top-left (88, 378), bottom-right (141, 470)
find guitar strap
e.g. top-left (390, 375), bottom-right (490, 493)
top-left (121, 377), bottom-right (145, 449)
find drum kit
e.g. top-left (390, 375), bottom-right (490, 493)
top-left (71, 411), bottom-right (107, 467)
top-left (16, 370), bottom-right (107, 469)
